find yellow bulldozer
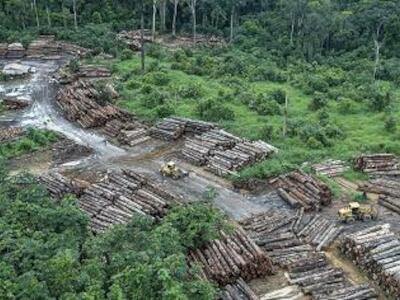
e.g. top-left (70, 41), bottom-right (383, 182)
top-left (338, 202), bottom-right (378, 223)
top-left (160, 161), bottom-right (188, 180)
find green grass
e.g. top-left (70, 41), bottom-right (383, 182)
top-left (111, 50), bottom-right (400, 181)
top-left (0, 129), bottom-right (59, 159)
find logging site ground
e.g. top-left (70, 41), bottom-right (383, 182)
top-left (3, 2), bottom-right (400, 298)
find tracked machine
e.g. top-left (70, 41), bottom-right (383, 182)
top-left (338, 202), bottom-right (378, 223)
top-left (160, 161), bottom-right (188, 180)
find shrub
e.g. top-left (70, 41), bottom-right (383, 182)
top-left (120, 49), bottom-right (133, 60)
top-left (259, 125), bottom-right (275, 140)
top-left (93, 81), bottom-right (114, 106)
top-left (337, 98), bottom-right (358, 114)
top-left (143, 71), bottom-right (170, 86)
top-left (196, 99), bottom-right (235, 122)
top-left (364, 84), bottom-right (393, 112)
top-left (270, 89), bottom-right (286, 104)
top-left (178, 82), bottom-right (203, 99)
top-left (126, 80), bottom-right (141, 90)
top-left (385, 115), bottom-right (397, 133)
top-left (141, 90), bottom-right (169, 108)
top-left (249, 66), bottom-right (286, 82)
top-left (256, 99), bottom-right (281, 116)
top-left (309, 92), bottom-right (328, 111)
top-left (68, 58), bottom-right (80, 73)
top-left (305, 75), bottom-right (329, 94)
top-left (155, 103), bottom-right (175, 118)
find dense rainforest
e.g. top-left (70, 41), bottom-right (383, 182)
top-left (2, 0), bottom-right (400, 299)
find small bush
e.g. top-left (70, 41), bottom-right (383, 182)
top-left (196, 99), bottom-right (235, 122)
top-left (270, 89), bottom-right (286, 104)
top-left (94, 81), bottom-right (114, 106)
top-left (155, 103), bottom-right (175, 118)
top-left (259, 125), bottom-right (275, 140)
top-left (309, 93), bottom-right (328, 111)
top-left (68, 58), bottom-right (80, 73)
top-left (126, 80), bottom-right (141, 90)
top-left (141, 90), bottom-right (169, 108)
top-left (256, 99), bottom-right (281, 116)
top-left (120, 49), bottom-right (133, 60)
top-left (143, 71), bottom-right (170, 86)
top-left (337, 98), bottom-right (358, 114)
top-left (178, 82), bottom-right (203, 99)
top-left (385, 115), bottom-right (397, 133)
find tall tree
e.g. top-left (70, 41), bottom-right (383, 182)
top-left (170, 0), bottom-right (179, 37)
top-left (33, 0), bottom-right (40, 27)
top-left (186, 0), bottom-right (198, 43)
top-left (152, 0), bottom-right (157, 41)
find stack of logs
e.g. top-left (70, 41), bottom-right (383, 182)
top-left (56, 80), bottom-right (131, 128)
top-left (340, 224), bottom-right (400, 298)
top-left (312, 159), bottom-right (349, 177)
top-left (150, 117), bottom-right (215, 140)
top-left (59, 42), bottom-right (92, 58)
top-left (104, 119), bottom-right (150, 146)
top-left (117, 30), bottom-right (152, 51)
top-left (39, 172), bottom-right (89, 199)
top-left (2, 97), bottom-right (30, 110)
top-left (219, 278), bottom-right (258, 300)
top-left (52, 139), bottom-right (93, 165)
top-left (269, 170), bottom-right (333, 211)
top-left (182, 129), bottom-right (276, 176)
top-left (354, 153), bottom-right (400, 177)
top-left (0, 43), bottom-right (7, 58)
top-left (0, 127), bottom-right (24, 143)
top-left (6, 43), bottom-right (25, 59)
top-left (78, 169), bottom-right (177, 232)
top-left (297, 214), bottom-right (343, 251)
top-left (26, 36), bottom-right (61, 59)
top-left (187, 228), bottom-right (274, 286)
top-left (239, 209), bottom-right (341, 268)
top-left (359, 178), bottom-right (400, 214)
top-left (260, 286), bottom-right (304, 300)
top-left (77, 65), bottom-right (111, 78)
top-left (287, 255), bottom-right (377, 300)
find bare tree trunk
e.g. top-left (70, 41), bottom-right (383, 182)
top-left (230, 6), bottom-right (234, 44)
top-left (152, 0), bottom-right (157, 41)
top-left (373, 39), bottom-right (381, 80)
top-left (290, 13), bottom-right (295, 46)
top-left (190, 0), bottom-right (197, 44)
top-left (160, 0), bottom-right (166, 32)
top-left (141, 1), bottom-right (146, 74)
top-left (283, 93), bottom-right (288, 137)
top-left (172, 0), bottom-right (178, 37)
top-left (33, 0), bottom-right (40, 28)
top-left (373, 23), bottom-right (384, 80)
top-left (46, 6), bottom-right (51, 27)
top-left (72, 0), bottom-right (78, 30)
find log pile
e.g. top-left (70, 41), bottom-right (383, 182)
top-left (354, 153), bottom-right (400, 177)
top-left (103, 119), bottom-right (150, 146)
top-left (2, 96), bottom-right (30, 110)
top-left (187, 228), bottom-right (274, 286)
top-left (358, 177), bottom-right (400, 214)
top-left (312, 159), bottom-right (349, 177)
top-left (182, 129), bottom-right (275, 176)
top-left (219, 278), bottom-right (259, 300)
top-left (77, 65), bottom-right (111, 78)
top-left (0, 43), bottom-right (7, 58)
top-left (117, 30), bottom-right (152, 50)
top-left (339, 224), bottom-right (400, 298)
top-left (59, 42), bottom-right (92, 57)
top-left (312, 284), bottom-right (377, 300)
top-left (56, 80), bottom-right (131, 128)
top-left (296, 214), bottom-right (343, 251)
top-left (260, 286), bottom-right (304, 300)
top-left (26, 36), bottom-right (61, 58)
top-left (52, 139), bottom-right (93, 164)
top-left (0, 127), bottom-right (24, 143)
top-left (239, 210), bottom-right (311, 268)
top-left (150, 117), bottom-right (186, 140)
top-left (78, 169), bottom-right (177, 232)
top-left (269, 170), bottom-right (332, 211)
top-left (39, 172), bottom-right (89, 199)
top-left (6, 43), bottom-right (25, 59)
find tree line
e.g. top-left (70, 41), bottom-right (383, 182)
top-left (1, 1), bottom-right (400, 61)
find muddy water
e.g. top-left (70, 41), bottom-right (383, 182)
top-left (0, 59), bottom-right (125, 161)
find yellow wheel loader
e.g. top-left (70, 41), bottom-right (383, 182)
top-left (338, 202), bottom-right (378, 223)
top-left (160, 161), bottom-right (188, 180)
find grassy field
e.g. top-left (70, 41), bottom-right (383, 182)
top-left (109, 47), bottom-right (400, 181)
top-left (0, 129), bottom-right (59, 160)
